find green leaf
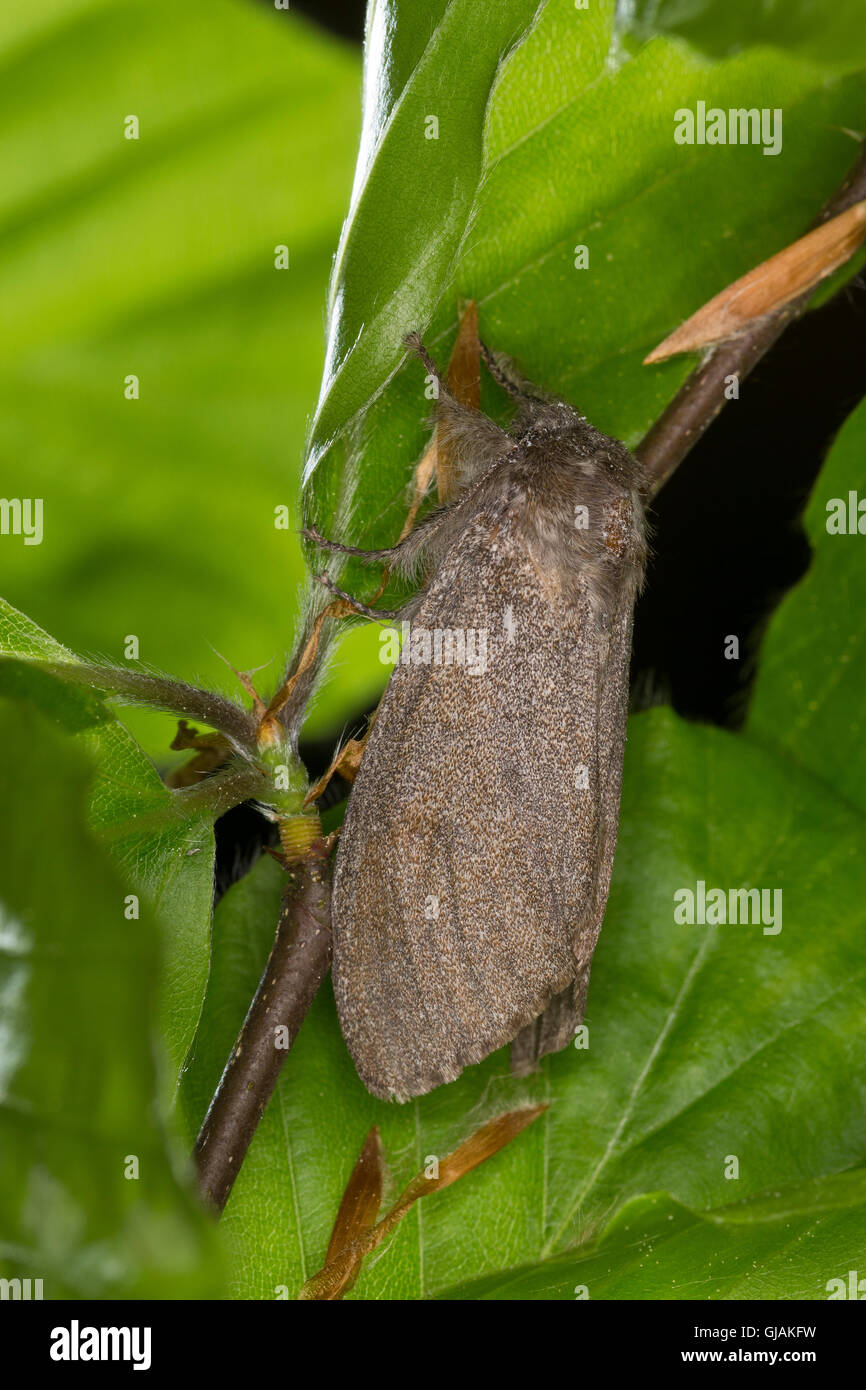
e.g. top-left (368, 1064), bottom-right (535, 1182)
top-left (178, 693), bottom-right (866, 1299)
top-left (305, 0), bottom-right (545, 467)
top-left (624, 0), bottom-right (866, 76)
top-left (0, 597), bottom-right (215, 1080)
top-left (748, 397), bottom-right (866, 816)
top-left (442, 1172), bottom-right (866, 1299)
top-left (0, 696), bottom-right (223, 1297)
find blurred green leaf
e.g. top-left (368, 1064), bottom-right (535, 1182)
top-left (0, 0), bottom-right (372, 749)
top-left (0, 597), bottom-right (216, 1080)
top-left (0, 697), bottom-right (223, 1297)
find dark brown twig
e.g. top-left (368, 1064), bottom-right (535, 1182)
top-left (194, 839), bottom-right (333, 1214)
top-left (637, 142), bottom-right (866, 495)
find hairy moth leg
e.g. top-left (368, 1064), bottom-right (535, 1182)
top-left (303, 731), bottom-right (370, 808)
top-left (479, 340), bottom-right (542, 402)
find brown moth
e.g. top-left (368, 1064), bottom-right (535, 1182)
top-left (307, 334), bottom-right (648, 1101)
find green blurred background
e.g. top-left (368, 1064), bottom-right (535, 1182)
top-left (0, 0), bottom-right (382, 769)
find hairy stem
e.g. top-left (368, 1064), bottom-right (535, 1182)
top-left (44, 660), bottom-right (258, 752)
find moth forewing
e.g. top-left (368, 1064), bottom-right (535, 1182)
top-left (333, 516), bottom-right (592, 1098)
top-left (321, 338), bottom-right (647, 1100)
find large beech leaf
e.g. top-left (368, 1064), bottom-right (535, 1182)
top-left (0, 699), bottom-right (223, 1298)
top-left (0, 597), bottom-right (215, 1079)
top-left (444, 1173), bottom-right (866, 1300)
top-left (178, 696), bottom-right (866, 1299)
